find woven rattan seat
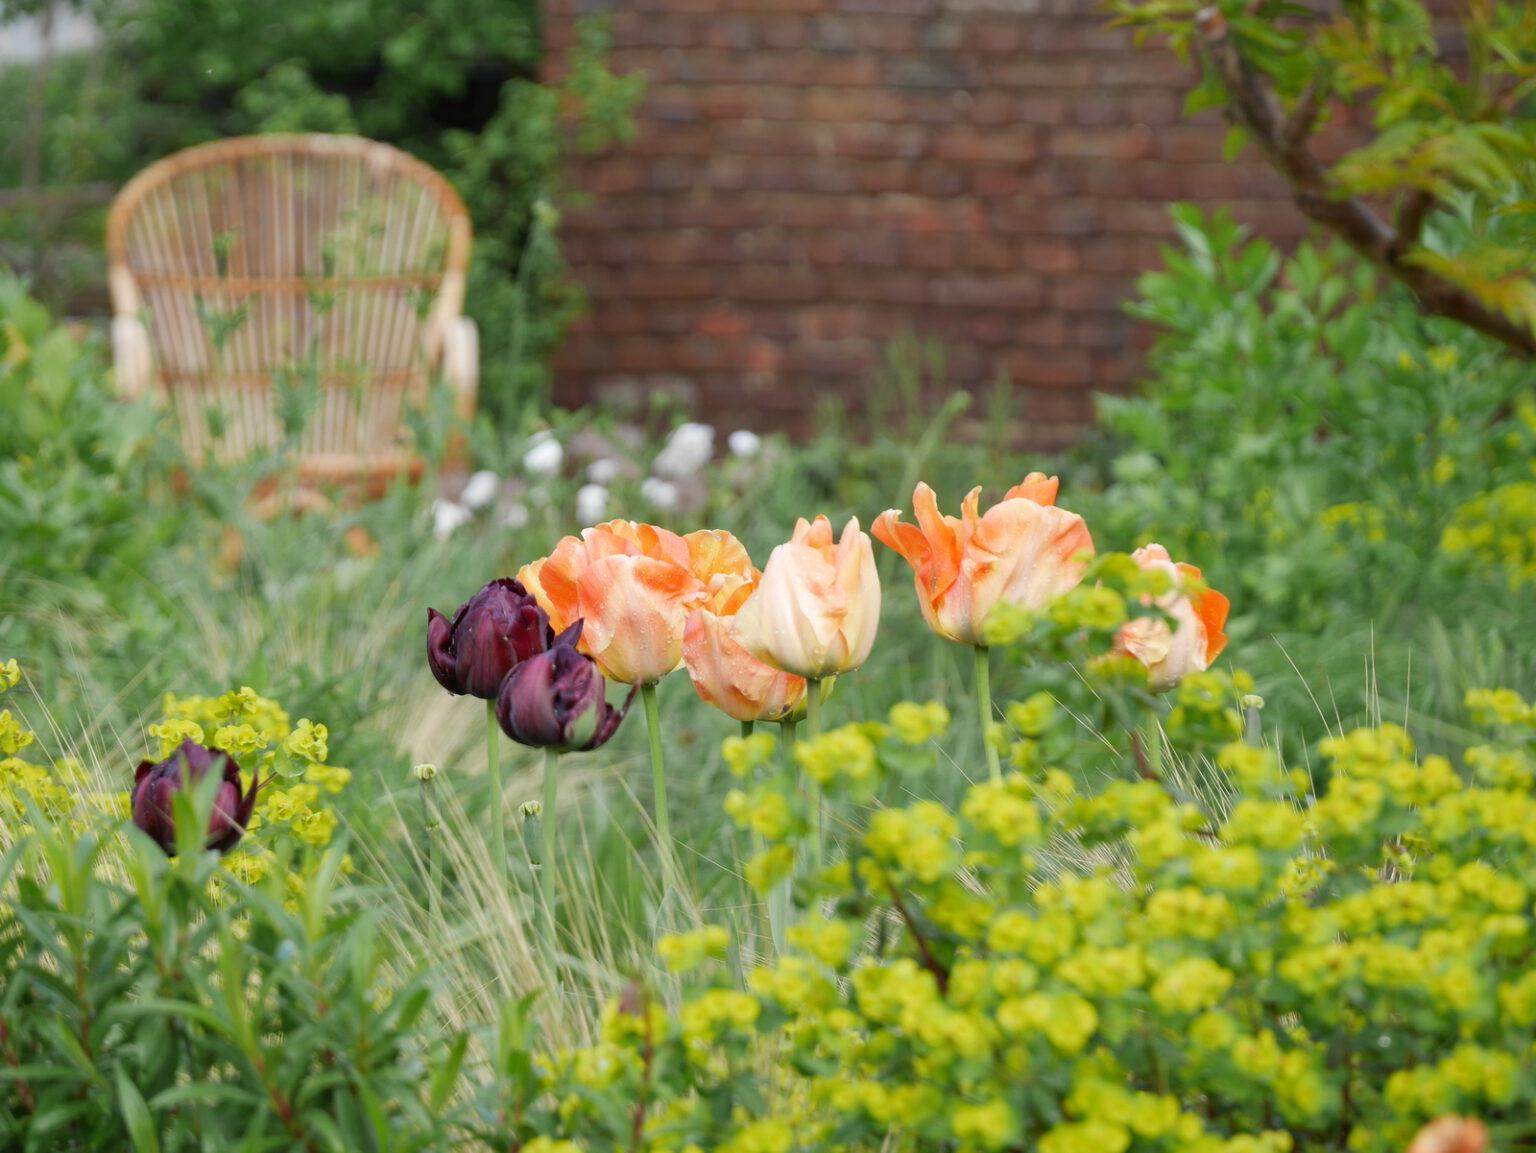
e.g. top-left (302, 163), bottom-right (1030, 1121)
top-left (107, 134), bottom-right (477, 487)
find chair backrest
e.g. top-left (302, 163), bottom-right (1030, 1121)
top-left (106, 134), bottom-right (472, 480)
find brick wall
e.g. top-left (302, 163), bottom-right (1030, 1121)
top-left (542, 0), bottom-right (1321, 448)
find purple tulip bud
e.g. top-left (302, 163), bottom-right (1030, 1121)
top-left (131, 739), bottom-right (257, 856)
top-left (495, 622), bottom-right (633, 751)
top-left (427, 578), bottom-right (554, 700)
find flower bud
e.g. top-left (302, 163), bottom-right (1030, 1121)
top-left (495, 623), bottom-right (633, 751)
top-left (131, 739), bottom-right (256, 856)
top-left (413, 763), bottom-right (439, 781)
top-left (427, 578), bottom-right (554, 700)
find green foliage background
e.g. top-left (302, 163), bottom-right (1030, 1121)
top-left (0, 0), bottom-right (643, 423)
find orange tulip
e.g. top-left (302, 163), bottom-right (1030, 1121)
top-left (683, 607), bottom-right (808, 723)
top-left (1117, 543), bottom-right (1231, 692)
top-left (872, 474), bottom-right (1095, 646)
top-left (519, 520), bottom-right (756, 685)
top-left (734, 516), bottom-right (881, 679)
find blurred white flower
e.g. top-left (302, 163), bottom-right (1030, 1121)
top-left (431, 499), bottom-right (472, 540)
top-left (523, 431), bottom-right (564, 479)
top-left (501, 502), bottom-right (531, 530)
top-left (588, 458), bottom-right (621, 486)
top-left (728, 429), bottom-right (762, 459)
top-left (640, 476), bottom-right (680, 512)
top-left (576, 483), bottom-right (609, 524)
top-left (652, 422), bottom-right (714, 480)
top-left (460, 469), bottom-right (500, 511)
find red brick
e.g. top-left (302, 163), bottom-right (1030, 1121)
top-left (930, 274), bottom-right (1044, 309)
top-left (696, 307), bottom-right (752, 338)
top-left (1022, 388), bottom-right (1096, 422)
top-left (797, 305), bottom-right (865, 340)
top-left (1049, 126), bottom-right (1157, 161)
top-left (634, 267), bottom-right (717, 299)
top-left (966, 18), bottom-right (1027, 54)
top-left (1018, 313), bottom-right (1069, 346)
top-left (1047, 275), bottom-right (1128, 313)
top-left (972, 168), bottom-right (1030, 198)
top-left (833, 270), bottom-right (928, 304)
top-left (1081, 236), bottom-right (1164, 273)
top-left (934, 127), bottom-right (1040, 165)
top-left (735, 267), bottom-right (825, 302)
top-left (1067, 315), bottom-right (1133, 350)
top-left (1018, 238), bottom-right (1080, 274)
top-left (906, 233), bottom-right (957, 269)
top-left (1003, 349), bottom-right (1096, 389)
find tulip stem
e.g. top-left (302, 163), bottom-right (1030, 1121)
top-left (805, 678), bottom-right (824, 877)
top-left (770, 720), bottom-right (798, 956)
top-left (486, 700), bottom-right (507, 875)
top-left (641, 682), bottom-right (678, 893)
top-left (974, 645), bottom-right (1003, 784)
top-left (541, 747), bottom-right (560, 978)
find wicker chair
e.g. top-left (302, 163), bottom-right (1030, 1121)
top-left (107, 134), bottom-right (477, 489)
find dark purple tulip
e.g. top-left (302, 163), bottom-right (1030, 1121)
top-left (131, 739), bottom-right (257, 856)
top-left (427, 578), bottom-right (554, 700)
top-left (496, 622), bottom-right (633, 751)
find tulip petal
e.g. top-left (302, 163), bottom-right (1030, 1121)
top-left (684, 528), bottom-right (760, 614)
top-left (736, 516), bottom-right (879, 679)
top-left (875, 476), bottom-right (1086, 646)
top-left (1002, 472), bottom-right (1060, 506)
top-left (1194, 586), bottom-right (1231, 665)
top-left (911, 483), bottom-right (962, 601)
top-left (426, 608), bottom-right (459, 691)
top-left (684, 609), bottom-right (807, 723)
top-left (960, 501), bottom-right (1093, 642)
top-left (574, 555), bottom-right (704, 684)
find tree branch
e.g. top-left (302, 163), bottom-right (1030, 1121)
top-left (1394, 188), bottom-right (1437, 253)
top-left (1194, 5), bottom-right (1536, 358)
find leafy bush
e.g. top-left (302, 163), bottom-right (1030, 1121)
top-left (0, 273), bottom-right (166, 584)
top-left (0, 827), bottom-right (454, 1151)
top-left (1072, 206), bottom-right (1536, 736)
top-left (516, 645), bottom-right (1536, 1152)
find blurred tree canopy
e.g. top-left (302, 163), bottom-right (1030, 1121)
top-left (1111, 0), bottom-right (1536, 361)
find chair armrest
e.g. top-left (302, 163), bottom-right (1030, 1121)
top-left (111, 315), bottom-right (154, 400)
top-left (440, 315), bottom-right (479, 422)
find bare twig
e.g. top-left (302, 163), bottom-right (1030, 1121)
top-left (1194, 6), bottom-right (1536, 358)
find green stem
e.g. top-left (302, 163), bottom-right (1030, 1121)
top-left (769, 720), bottom-right (798, 957)
top-left (740, 720), bottom-right (755, 740)
top-left (805, 679), bottom-right (824, 877)
top-left (541, 747), bottom-right (560, 978)
top-left (420, 775), bottom-right (442, 927)
top-left (975, 645), bottom-right (1003, 784)
top-left (641, 682), bottom-right (676, 890)
top-left (486, 699), bottom-right (507, 874)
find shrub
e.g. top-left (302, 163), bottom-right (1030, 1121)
top-left (1073, 206), bottom-right (1536, 736)
top-left (0, 272), bottom-right (167, 585)
top-left (519, 655), bottom-right (1536, 1152)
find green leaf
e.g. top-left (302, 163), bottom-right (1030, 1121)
top-left (115, 1067), bottom-right (161, 1153)
top-left (148, 1082), bottom-right (263, 1111)
top-left (428, 1032), bottom-right (470, 1114)
top-left (1222, 125), bottom-right (1250, 163)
